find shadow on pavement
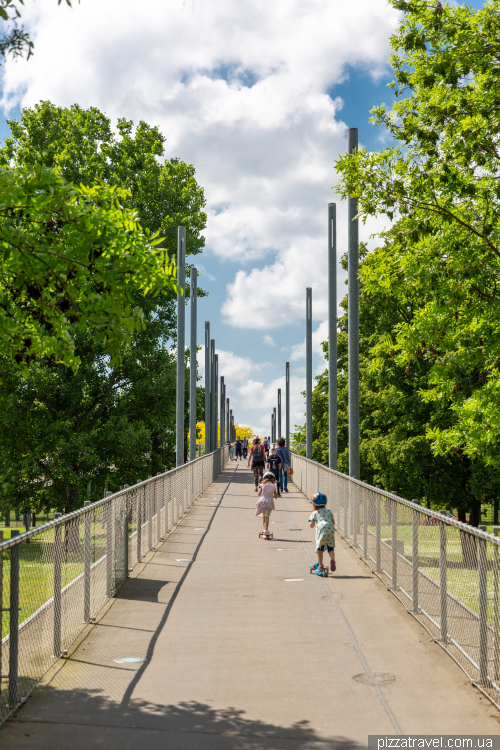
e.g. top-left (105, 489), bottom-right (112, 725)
top-left (2, 687), bottom-right (364, 750)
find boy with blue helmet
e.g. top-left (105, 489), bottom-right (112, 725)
top-left (308, 492), bottom-right (336, 575)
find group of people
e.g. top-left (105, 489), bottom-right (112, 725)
top-left (246, 436), bottom-right (291, 495)
top-left (226, 433), bottom-right (336, 576)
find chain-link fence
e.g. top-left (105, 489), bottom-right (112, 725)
top-left (291, 453), bottom-right (500, 708)
top-left (0, 446), bottom-right (228, 725)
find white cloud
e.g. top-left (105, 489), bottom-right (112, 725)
top-left (262, 335), bottom-right (276, 347)
top-left (0, 0), bottom-right (398, 274)
top-left (196, 346), bottom-right (307, 435)
top-left (0, 0), bottom-right (400, 432)
top-left (196, 263), bottom-right (217, 282)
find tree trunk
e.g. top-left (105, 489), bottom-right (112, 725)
top-left (469, 495), bottom-right (481, 527)
top-left (457, 507), bottom-right (467, 523)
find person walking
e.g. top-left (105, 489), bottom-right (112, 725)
top-left (228, 441), bottom-right (235, 461)
top-left (255, 472), bottom-right (277, 538)
top-left (308, 492), bottom-right (336, 575)
top-left (248, 437), bottom-right (266, 491)
top-left (235, 437), bottom-right (243, 460)
top-left (266, 448), bottom-right (281, 497)
top-left (262, 436), bottom-right (270, 457)
top-left (242, 436), bottom-right (248, 459)
top-left (276, 437), bottom-right (291, 494)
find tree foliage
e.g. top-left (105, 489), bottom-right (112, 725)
top-left (0, 164), bottom-right (175, 370)
top-left (0, 105), bottom-right (207, 513)
top-left (295, 251), bottom-right (500, 526)
top-left (335, 0), bottom-right (500, 464)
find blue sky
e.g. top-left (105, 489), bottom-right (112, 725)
top-left (0, 0), bottom-right (486, 435)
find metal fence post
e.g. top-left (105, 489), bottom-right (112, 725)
top-left (106, 500), bottom-right (114, 597)
top-left (124, 494), bottom-right (130, 574)
top-left (375, 489), bottom-right (381, 573)
top-left (412, 501), bottom-right (420, 613)
top-left (8, 530), bottom-right (20, 707)
top-left (53, 516), bottom-right (62, 657)
top-left (439, 520), bottom-right (448, 644)
top-left (84, 501), bottom-right (91, 623)
top-left (478, 537), bottom-right (488, 684)
top-left (148, 480), bottom-right (153, 550)
top-left (391, 498), bottom-right (398, 590)
top-left (362, 489), bottom-right (367, 558)
top-left (137, 486), bottom-right (142, 562)
top-left (494, 526), bottom-right (500, 681)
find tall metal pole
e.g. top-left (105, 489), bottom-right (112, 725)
top-left (226, 397), bottom-right (230, 443)
top-left (204, 322), bottom-right (210, 455)
top-left (176, 226), bottom-right (186, 467)
top-left (273, 407), bottom-right (277, 444)
top-left (306, 287), bottom-right (313, 459)
top-left (214, 354), bottom-right (219, 448)
top-left (328, 203), bottom-right (338, 470)
top-left (286, 362), bottom-right (290, 447)
top-left (189, 268), bottom-right (197, 461)
top-left (277, 389), bottom-right (282, 441)
top-left (271, 414), bottom-right (273, 443)
top-left (230, 410), bottom-right (233, 442)
top-left (348, 128), bottom-right (360, 478)
top-left (220, 376), bottom-right (225, 451)
top-left (210, 339), bottom-right (216, 452)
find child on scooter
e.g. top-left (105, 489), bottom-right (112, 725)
top-left (255, 472), bottom-right (277, 538)
top-left (308, 492), bottom-right (336, 575)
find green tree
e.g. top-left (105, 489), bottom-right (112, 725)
top-left (0, 105), bottom-right (207, 513)
top-left (335, 0), bottom-right (500, 465)
top-left (295, 250), bottom-right (500, 526)
top-left (0, 164), bottom-right (175, 369)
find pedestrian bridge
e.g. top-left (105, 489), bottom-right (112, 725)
top-left (0, 450), bottom-right (499, 748)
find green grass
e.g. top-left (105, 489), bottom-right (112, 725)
top-left (364, 518), bottom-right (500, 626)
top-left (1, 524), bottom-right (108, 639)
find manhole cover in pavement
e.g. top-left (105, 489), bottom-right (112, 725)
top-left (114, 657), bottom-right (147, 664)
top-left (353, 672), bottom-right (395, 685)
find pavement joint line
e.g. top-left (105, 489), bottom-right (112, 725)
top-left (279, 489), bottom-right (404, 737)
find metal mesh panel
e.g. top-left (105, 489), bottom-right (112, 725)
top-left (291, 452), bottom-right (500, 707)
top-left (0, 446), bottom-right (228, 725)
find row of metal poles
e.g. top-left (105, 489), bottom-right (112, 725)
top-left (175, 127), bottom-right (359, 462)
top-left (175, 228), bottom-right (237, 466)
top-left (305, 127), bottom-right (359, 473)
top-left (270, 128), bottom-right (359, 467)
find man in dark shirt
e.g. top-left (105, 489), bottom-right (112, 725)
top-left (242, 437), bottom-right (248, 458)
top-left (266, 448), bottom-right (282, 497)
top-left (235, 437), bottom-right (243, 459)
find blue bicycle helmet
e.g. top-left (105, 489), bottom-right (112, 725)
top-left (311, 492), bottom-right (327, 506)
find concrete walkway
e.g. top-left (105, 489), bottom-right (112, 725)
top-left (1, 461), bottom-right (499, 749)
